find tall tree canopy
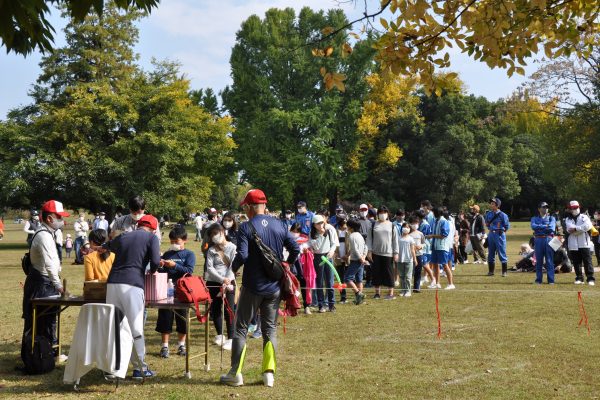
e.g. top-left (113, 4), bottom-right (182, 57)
top-left (0, 4), bottom-right (234, 216)
top-left (223, 7), bottom-right (378, 210)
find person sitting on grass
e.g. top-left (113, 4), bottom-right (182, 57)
top-left (344, 219), bottom-right (367, 305)
top-left (156, 225), bottom-right (195, 358)
top-left (513, 243), bottom-right (535, 272)
top-left (205, 223), bottom-right (236, 351)
top-left (84, 229), bottom-right (115, 281)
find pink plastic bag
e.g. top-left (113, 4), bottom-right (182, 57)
top-left (301, 251), bottom-right (315, 304)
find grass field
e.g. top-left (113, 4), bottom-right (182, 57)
top-left (0, 220), bottom-right (599, 399)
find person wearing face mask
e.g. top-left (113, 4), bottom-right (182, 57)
top-left (427, 206), bottom-right (456, 290)
top-left (357, 203), bottom-right (375, 287)
top-left (328, 205), bottom-right (345, 228)
top-left (531, 202), bottom-right (557, 284)
top-left (420, 200), bottom-right (435, 228)
top-left (592, 210), bottom-right (600, 266)
top-left (565, 200), bottom-right (595, 285)
top-left (294, 201), bottom-right (314, 236)
top-left (397, 222), bottom-right (417, 297)
top-left (221, 212), bottom-right (239, 244)
top-left (205, 223), bottom-right (236, 352)
top-left (366, 205), bottom-right (399, 299)
top-left (407, 215), bottom-right (426, 293)
top-left (281, 210), bottom-right (294, 230)
top-left (484, 198), bottom-right (510, 277)
top-left (309, 214), bottom-right (340, 312)
top-left (84, 229), bottom-right (115, 281)
top-left (92, 211), bottom-right (109, 231)
top-left (24, 210), bottom-right (41, 245)
top-left (156, 225), bottom-right (196, 358)
top-left (22, 200), bottom-right (69, 360)
top-left (110, 195), bottom-right (161, 241)
top-left (73, 213), bottom-right (90, 265)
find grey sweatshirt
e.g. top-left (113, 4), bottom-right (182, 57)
top-left (347, 232), bottom-right (368, 261)
top-left (366, 221), bottom-right (399, 257)
top-left (204, 242), bottom-right (236, 283)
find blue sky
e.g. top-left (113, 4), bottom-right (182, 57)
top-left (0, 0), bottom-right (538, 119)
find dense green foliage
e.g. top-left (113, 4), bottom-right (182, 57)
top-left (0, 6), bottom-right (234, 217)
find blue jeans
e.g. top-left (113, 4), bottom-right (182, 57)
top-left (74, 236), bottom-right (85, 263)
top-left (534, 237), bottom-right (555, 284)
top-left (314, 255), bottom-right (334, 308)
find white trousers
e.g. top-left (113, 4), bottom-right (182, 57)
top-left (106, 283), bottom-right (146, 371)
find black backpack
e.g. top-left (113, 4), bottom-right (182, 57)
top-left (248, 220), bottom-right (284, 281)
top-left (20, 332), bottom-right (55, 375)
top-left (21, 229), bottom-right (52, 275)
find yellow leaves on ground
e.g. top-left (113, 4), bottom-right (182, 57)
top-left (320, 67), bottom-right (346, 92)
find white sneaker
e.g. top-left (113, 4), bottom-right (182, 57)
top-left (589, 281), bottom-right (596, 286)
top-left (394, 280), bottom-right (400, 287)
top-left (404, 292), bottom-right (412, 297)
top-left (263, 371), bottom-right (274, 387)
top-left (213, 335), bottom-right (224, 345)
top-left (464, 260), bottom-right (470, 264)
top-left (220, 372), bottom-right (243, 386)
top-left (57, 354), bottom-right (68, 363)
top-left (575, 280), bottom-right (584, 285)
top-left (428, 281), bottom-right (438, 289)
top-left (445, 284), bottom-right (456, 290)
top-left (423, 276), bottom-right (430, 283)
top-left (420, 279), bottom-right (427, 287)
top-left (304, 306), bottom-right (312, 315)
top-left (222, 339), bottom-right (233, 351)
top-left (436, 283), bottom-right (442, 289)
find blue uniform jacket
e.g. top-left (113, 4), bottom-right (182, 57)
top-left (294, 211), bottom-right (314, 236)
top-left (158, 248), bottom-right (195, 282)
top-left (531, 215), bottom-right (556, 236)
top-left (485, 210), bottom-right (510, 233)
top-left (432, 218), bottom-right (451, 251)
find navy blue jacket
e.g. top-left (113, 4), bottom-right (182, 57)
top-left (232, 215), bottom-right (300, 295)
top-left (158, 248), bottom-right (195, 283)
top-left (106, 230), bottom-right (161, 289)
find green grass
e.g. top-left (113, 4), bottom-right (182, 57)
top-left (0, 221), bottom-right (599, 399)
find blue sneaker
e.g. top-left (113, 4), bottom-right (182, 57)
top-left (132, 369), bottom-right (156, 380)
top-left (251, 330), bottom-right (262, 339)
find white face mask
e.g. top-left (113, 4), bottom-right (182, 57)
top-left (410, 224), bottom-right (418, 230)
top-left (99, 216), bottom-right (105, 220)
top-left (292, 232), bottom-right (300, 238)
top-left (212, 233), bottom-right (225, 244)
top-left (378, 213), bottom-right (388, 221)
top-left (402, 227), bottom-right (410, 235)
top-left (131, 213), bottom-right (143, 221)
top-left (33, 216), bottom-right (39, 221)
top-left (540, 208), bottom-right (548, 216)
top-left (78, 217), bottom-right (84, 222)
top-left (359, 211), bottom-right (368, 218)
top-left (169, 244), bottom-right (182, 251)
top-left (50, 217), bottom-right (64, 231)
top-left (223, 221), bottom-right (233, 229)
top-left (572, 209), bottom-right (580, 216)
top-left (285, 214), bottom-right (292, 219)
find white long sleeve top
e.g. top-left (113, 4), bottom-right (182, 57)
top-left (30, 223), bottom-right (62, 289)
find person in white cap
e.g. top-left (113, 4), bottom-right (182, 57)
top-left (22, 200), bottom-right (70, 358)
top-left (565, 200), bottom-right (595, 285)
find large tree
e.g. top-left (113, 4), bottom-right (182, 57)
top-left (223, 7), bottom-right (377, 211)
top-left (0, 4), bottom-right (234, 216)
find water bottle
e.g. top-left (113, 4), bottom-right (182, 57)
top-left (167, 279), bottom-right (175, 302)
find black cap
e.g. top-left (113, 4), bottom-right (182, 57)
top-left (285, 210), bottom-right (292, 214)
top-left (378, 205), bottom-right (389, 213)
top-left (99, 211), bottom-right (106, 216)
top-left (538, 202), bottom-right (549, 208)
top-left (31, 210), bottom-right (39, 216)
top-left (489, 197), bottom-right (501, 207)
top-left (297, 201), bottom-right (307, 207)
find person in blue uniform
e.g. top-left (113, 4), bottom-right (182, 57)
top-left (530, 201), bottom-right (556, 284)
top-left (294, 201), bottom-right (314, 236)
top-left (485, 197), bottom-right (510, 277)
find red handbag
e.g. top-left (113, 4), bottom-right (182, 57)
top-left (175, 274), bottom-right (212, 323)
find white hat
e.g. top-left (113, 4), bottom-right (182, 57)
top-left (312, 215), bottom-right (325, 224)
top-left (568, 200), bottom-right (580, 209)
top-left (359, 203), bottom-right (368, 210)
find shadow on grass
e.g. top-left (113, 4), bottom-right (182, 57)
top-left (0, 243), bottom-right (29, 251)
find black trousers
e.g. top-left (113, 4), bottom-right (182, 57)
top-left (292, 260), bottom-right (309, 308)
top-left (22, 270), bottom-right (59, 345)
top-left (207, 282), bottom-right (235, 338)
top-left (570, 248), bottom-right (595, 282)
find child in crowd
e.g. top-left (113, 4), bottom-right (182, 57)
top-left (84, 229), bottom-right (115, 281)
top-left (407, 216), bottom-right (426, 293)
top-left (205, 223), bottom-right (236, 350)
top-left (344, 219), bottom-right (367, 305)
top-left (65, 234), bottom-right (73, 258)
top-left (398, 222), bottom-right (417, 297)
top-left (335, 218), bottom-right (348, 303)
top-left (310, 214), bottom-right (339, 312)
top-left (288, 223), bottom-right (311, 314)
top-left (156, 225), bottom-right (195, 358)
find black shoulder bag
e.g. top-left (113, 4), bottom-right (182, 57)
top-left (247, 220), bottom-right (284, 281)
top-left (21, 229), bottom-right (52, 275)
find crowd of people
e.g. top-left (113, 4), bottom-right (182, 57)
top-left (20, 191), bottom-right (598, 387)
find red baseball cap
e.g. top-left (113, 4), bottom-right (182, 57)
top-left (41, 200), bottom-right (70, 217)
top-left (240, 189), bottom-right (267, 206)
top-left (137, 214), bottom-right (158, 231)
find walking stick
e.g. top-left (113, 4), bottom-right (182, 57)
top-left (220, 284), bottom-right (225, 370)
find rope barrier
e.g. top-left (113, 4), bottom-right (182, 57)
top-left (435, 289), bottom-right (442, 339)
top-left (577, 291), bottom-right (591, 335)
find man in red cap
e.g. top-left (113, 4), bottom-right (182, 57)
top-left (220, 189), bottom-right (299, 388)
top-left (565, 200), bottom-right (595, 286)
top-left (103, 214), bottom-right (161, 379)
top-left (22, 200), bottom-right (70, 361)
